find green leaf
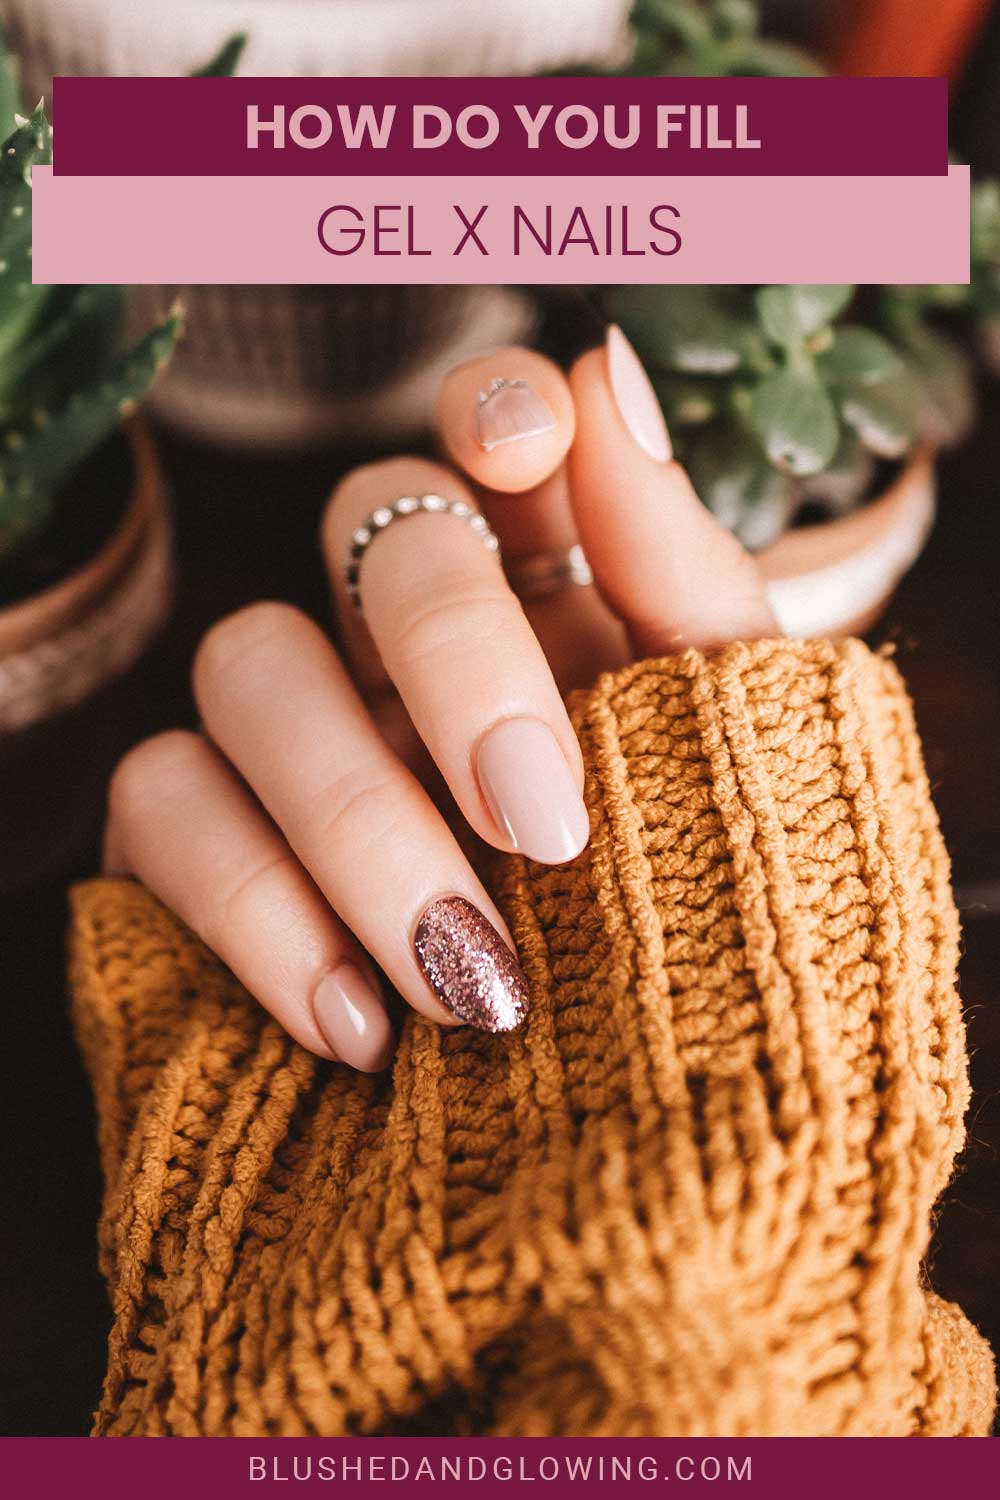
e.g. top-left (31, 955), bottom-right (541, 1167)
top-left (0, 285), bottom-right (126, 417)
top-left (0, 100), bottom-right (51, 195)
top-left (0, 310), bottom-right (182, 551)
top-left (687, 420), bottom-right (800, 548)
top-left (756, 285), bottom-right (853, 347)
top-left (632, 0), bottom-right (711, 49)
top-left (611, 285), bottom-right (765, 374)
top-left (192, 34), bottom-right (247, 78)
top-left (0, 103), bottom-right (56, 364)
top-left (816, 326), bottom-right (902, 388)
top-left (840, 370), bottom-right (920, 459)
top-left (655, 375), bottom-right (719, 428)
top-left (625, 34), bottom-right (667, 74)
top-left (711, 0), bottom-right (758, 40)
top-left (897, 323), bottom-right (975, 447)
top-left (726, 38), bottom-right (824, 76)
top-left (0, 24), bottom-right (23, 138)
top-left (733, 481), bottom-right (800, 550)
top-left (749, 367), bottom-right (840, 475)
top-left (799, 434), bottom-right (876, 514)
top-left (973, 264), bottom-right (1000, 319)
top-left (971, 179), bottom-right (1000, 262)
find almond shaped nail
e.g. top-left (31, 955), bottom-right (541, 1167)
top-left (476, 377), bottom-right (556, 452)
top-left (313, 964), bottom-right (394, 1072)
top-left (414, 896), bottom-right (529, 1032)
top-left (605, 323), bottom-right (673, 463)
top-left (477, 717), bottom-right (589, 865)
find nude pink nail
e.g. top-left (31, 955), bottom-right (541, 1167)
top-left (313, 964), bottom-right (393, 1072)
top-left (475, 376), bottom-right (556, 451)
top-left (605, 323), bottom-right (673, 463)
top-left (476, 717), bottom-right (590, 866)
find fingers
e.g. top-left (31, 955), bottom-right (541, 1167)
top-left (567, 327), bottom-right (777, 656)
top-left (192, 601), bottom-right (529, 1036)
top-left (331, 344), bottom-right (570, 725)
top-left (104, 731), bottom-right (394, 1071)
top-left (322, 456), bottom-right (589, 866)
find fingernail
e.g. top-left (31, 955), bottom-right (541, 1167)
top-left (476, 376), bottom-right (556, 451)
top-left (313, 964), bottom-right (394, 1072)
top-left (477, 717), bottom-right (589, 865)
top-left (605, 324), bottom-right (672, 463)
top-left (414, 896), bottom-right (529, 1033)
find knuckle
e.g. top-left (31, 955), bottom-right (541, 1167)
top-left (108, 730), bottom-right (206, 826)
top-left (193, 601), bottom-right (307, 694)
top-left (210, 851), bottom-right (302, 952)
top-left (305, 763), bottom-right (405, 858)
top-left (389, 578), bottom-right (516, 672)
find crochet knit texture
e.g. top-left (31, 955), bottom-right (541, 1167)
top-left (69, 638), bottom-right (996, 1437)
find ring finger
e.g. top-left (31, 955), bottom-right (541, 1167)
top-left (435, 346), bottom-right (630, 691)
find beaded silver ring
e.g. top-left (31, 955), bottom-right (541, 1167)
top-left (345, 494), bottom-right (500, 613)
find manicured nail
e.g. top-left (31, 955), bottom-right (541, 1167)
top-left (414, 896), bottom-right (529, 1032)
top-left (476, 376), bottom-right (556, 451)
top-left (313, 964), bottom-right (394, 1072)
top-left (477, 717), bottom-right (589, 865)
top-left (605, 324), bottom-right (672, 463)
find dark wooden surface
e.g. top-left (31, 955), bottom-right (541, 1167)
top-left (1, 395), bottom-right (998, 1435)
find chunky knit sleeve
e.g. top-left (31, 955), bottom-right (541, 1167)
top-left (68, 638), bottom-right (996, 1438)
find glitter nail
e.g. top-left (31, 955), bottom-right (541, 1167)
top-left (414, 896), bottom-right (529, 1033)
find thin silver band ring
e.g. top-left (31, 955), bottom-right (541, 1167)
top-left (505, 543), bottom-right (594, 602)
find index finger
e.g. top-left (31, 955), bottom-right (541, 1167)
top-left (567, 330), bottom-right (777, 656)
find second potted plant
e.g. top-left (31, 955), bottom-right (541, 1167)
top-left (595, 0), bottom-right (999, 636)
top-left (1, 0), bottom-right (619, 450)
top-left (0, 35), bottom-right (181, 891)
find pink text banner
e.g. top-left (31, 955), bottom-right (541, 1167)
top-left (32, 168), bottom-right (970, 286)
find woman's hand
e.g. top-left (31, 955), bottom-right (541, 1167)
top-left (103, 328), bottom-right (776, 1071)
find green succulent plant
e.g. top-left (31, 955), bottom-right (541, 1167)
top-left (606, 279), bottom-right (978, 549)
top-left (594, 1), bottom-right (998, 548)
top-left (627, 0), bottom-right (821, 77)
top-left (0, 30), bottom-right (245, 575)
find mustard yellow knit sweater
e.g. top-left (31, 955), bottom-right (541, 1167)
top-left (69, 639), bottom-right (996, 1437)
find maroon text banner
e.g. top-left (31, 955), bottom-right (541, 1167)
top-left (2, 1436), bottom-right (998, 1498)
top-left (52, 76), bottom-right (949, 178)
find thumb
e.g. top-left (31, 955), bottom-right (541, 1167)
top-left (567, 326), bottom-right (776, 657)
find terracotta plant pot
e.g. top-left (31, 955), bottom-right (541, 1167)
top-left (758, 447), bottom-right (936, 639)
top-left (4, 0), bottom-right (626, 450)
top-left (0, 421), bottom-right (172, 893)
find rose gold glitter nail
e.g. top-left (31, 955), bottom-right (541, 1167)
top-left (413, 896), bottom-right (529, 1033)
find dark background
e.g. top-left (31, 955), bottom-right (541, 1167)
top-left (2, 0), bottom-right (1000, 1438)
